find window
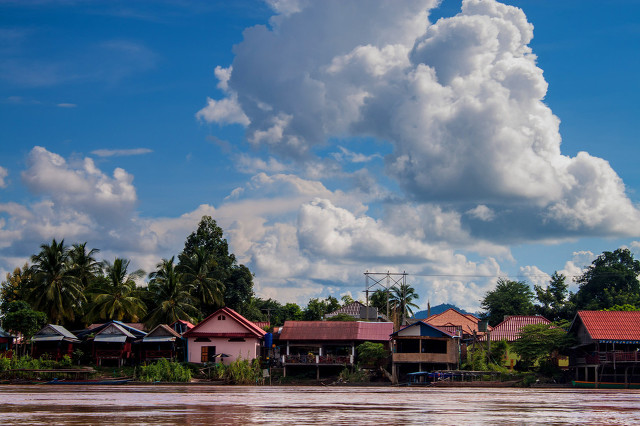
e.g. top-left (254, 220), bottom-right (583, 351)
top-left (228, 338), bottom-right (246, 342)
top-left (201, 346), bottom-right (217, 363)
top-left (218, 315), bottom-right (226, 320)
top-left (195, 337), bottom-right (211, 342)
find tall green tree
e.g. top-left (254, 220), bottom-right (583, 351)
top-left (481, 279), bottom-right (535, 326)
top-left (1, 300), bottom-right (47, 356)
top-left (146, 257), bottom-right (197, 328)
top-left (179, 216), bottom-right (254, 314)
top-left (87, 258), bottom-right (146, 322)
top-left (573, 248), bottom-right (640, 310)
top-left (68, 242), bottom-right (101, 289)
top-left (178, 247), bottom-right (225, 316)
top-left (28, 239), bottom-right (84, 325)
top-left (0, 263), bottom-right (31, 313)
top-left (534, 272), bottom-right (574, 321)
top-left (302, 297), bottom-right (340, 321)
top-left (511, 323), bottom-right (571, 370)
top-left (390, 283), bottom-right (420, 325)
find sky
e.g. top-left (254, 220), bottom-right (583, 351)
top-left (2, 0), bottom-right (640, 312)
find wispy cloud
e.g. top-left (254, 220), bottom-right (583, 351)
top-left (91, 148), bottom-right (153, 157)
top-left (0, 166), bottom-right (8, 188)
top-left (57, 103), bottom-right (77, 108)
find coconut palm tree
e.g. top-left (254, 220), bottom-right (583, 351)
top-left (146, 257), bottom-right (197, 328)
top-left (87, 258), bottom-right (147, 322)
top-left (390, 283), bottom-right (420, 326)
top-left (68, 242), bottom-right (101, 289)
top-left (178, 247), bottom-right (225, 315)
top-left (29, 239), bottom-right (84, 324)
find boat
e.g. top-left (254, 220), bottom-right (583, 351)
top-left (572, 380), bottom-right (640, 389)
top-left (44, 377), bottom-right (132, 385)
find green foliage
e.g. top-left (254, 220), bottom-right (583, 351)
top-left (1, 301), bottom-right (47, 352)
top-left (87, 258), bottom-right (146, 322)
top-left (327, 313), bottom-right (357, 321)
top-left (574, 248), bottom-right (640, 310)
top-left (481, 279), bottom-right (535, 326)
top-left (510, 323), bottom-right (570, 369)
top-left (356, 342), bottom-right (388, 367)
top-left (180, 216), bottom-right (254, 315)
top-left (178, 247), bottom-right (225, 316)
top-left (137, 358), bottom-right (192, 382)
top-left (390, 283), bottom-right (420, 325)
top-left (29, 239), bottom-right (86, 324)
top-left (534, 272), bottom-right (574, 322)
top-left (213, 357), bottom-right (262, 384)
top-left (302, 297), bottom-right (337, 320)
top-left (339, 365), bottom-right (370, 382)
top-left (603, 304), bottom-right (640, 311)
top-left (146, 257), bottom-right (198, 328)
top-left (0, 264), bottom-right (31, 313)
top-left (0, 355), bottom-right (61, 372)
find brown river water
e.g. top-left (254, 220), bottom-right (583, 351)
top-left (1, 385), bottom-right (639, 425)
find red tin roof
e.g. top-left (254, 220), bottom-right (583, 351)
top-left (183, 307), bottom-right (266, 338)
top-left (574, 311), bottom-right (640, 342)
top-left (422, 308), bottom-right (489, 336)
top-left (279, 321), bottom-right (393, 342)
top-left (483, 315), bottom-right (551, 342)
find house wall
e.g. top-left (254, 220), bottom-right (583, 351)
top-left (392, 338), bottom-right (457, 364)
top-left (188, 337), bottom-right (260, 364)
top-left (186, 313), bottom-right (262, 364)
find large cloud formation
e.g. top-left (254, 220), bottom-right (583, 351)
top-left (199, 0), bottom-right (640, 243)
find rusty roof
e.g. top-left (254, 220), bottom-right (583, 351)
top-left (279, 321), bottom-right (393, 342)
top-left (482, 315), bottom-right (551, 342)
top-left (145, 324), bottom-right (182, 339)
top-left (325, 301), bottom-right (365, 318)
top-left (572, 311), bottom-right (640, 342)
top-left (422, 308), bottom-right (488, 335)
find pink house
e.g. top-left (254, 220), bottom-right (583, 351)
top-left (183, 307), bottom-right (266, 364)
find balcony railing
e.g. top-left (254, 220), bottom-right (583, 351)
top-left (575, 351), bottom-right (640, 365)
top-left (283, 354), bottom-right (353, 365)
top-left (95, 349), bottom-right (125, 359)
top-left (144, 350), bottom-right (174, 360)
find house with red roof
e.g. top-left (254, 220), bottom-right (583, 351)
top-left (182, 307), bottom-right (266, 364)
top-left (569, 310), bottom-right (640, 387)
top-left (421, 308), bottom-right (489, 339)
top-left (390, 321), bottom-right (461, 383)
top-left (479, 315), bottom-right (568, 370)
top-left (278, 320), bottom-right (393, 379)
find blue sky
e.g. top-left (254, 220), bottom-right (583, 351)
top-left (2, 0), bottom-right (640, 311)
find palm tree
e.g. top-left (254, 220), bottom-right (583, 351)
top-left (29, 239), bottom-right (84, 324)
top-left (390, 283), bottom-right (420, 326)
top-left (178, 247), bottom-right (225, 315)
top-left (146, 257), bottom-right (197, 328)
top-left (87, 258), bottom-right (147, 322)
top-left (68, 242), bottom-right (101, 289)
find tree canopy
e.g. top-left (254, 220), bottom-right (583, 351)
top-left (481, 279), bottom-right (535, 326)
top-left (573, 248), bottom-right (640, 310)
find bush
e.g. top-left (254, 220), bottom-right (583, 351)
top-left (137, 358), bottom-right (192, 383)
top-left (338, 365), bottom-right (370, 382)
top-left (224, 357), bottom-right (261, 385)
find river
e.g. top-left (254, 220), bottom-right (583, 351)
top-left (1, 385), bottom-right (639, 425)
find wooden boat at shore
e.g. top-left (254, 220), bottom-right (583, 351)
top-left (572, 380), bottom-right (640, 389)
top-left (430, 379), bottom-right (522, 387)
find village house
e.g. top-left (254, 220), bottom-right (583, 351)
top-left (140, 324), bottom-right (183, 363)
top-left (421, 308), bottom-right (489, 339)
top-left (390, 320), bottom-right (460, 383)
top-left (569, 310), bottom-right (640, 388)
top-left (479, 315), bottom-right (568, 369)
top-left (30, 324), bottom-right (80, 361)
top-left (0, 326), bottom-right (14, 356)
top-left (76, 321), bottom-right (147, 366)
top-left (182, 307), bottom-right (266, 364)
top-left (277, 320), bottom-right (394, 379)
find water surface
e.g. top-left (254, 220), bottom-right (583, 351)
top-left (1, 385), bottom-right (639, 425)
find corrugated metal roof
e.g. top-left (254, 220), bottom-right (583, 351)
top-left (32, 324), bottom-right (80, 342)
top-left (279, 321), bottom-right (393, 342)
top-left (146, 324), bottom-right (181, 339)
top-left (95, 323), bottom-right (136, 339)
top-left (483, 315), bottom-right (551, 342)
top-left (325, 302), bottom-right (365, 318)
top-left (183, 307), bottom-right (266, 338)
top-left (393, 321), bottom-right (458, 338)
top-left (421, 308), bottom-right (488, 336)
top-left (574, 311), bottom-right (640, 342)
top-left (94, 335), bottom-right (128, 343)
top-left (142, 336), bottom-right (176, 343)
